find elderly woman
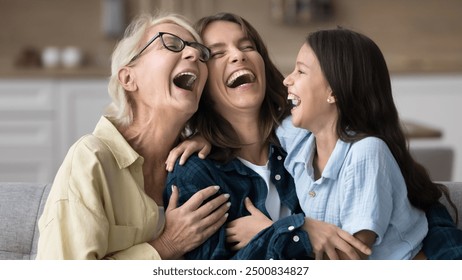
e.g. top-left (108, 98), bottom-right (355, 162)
top-left (36, 12), bottom-right (229, 260)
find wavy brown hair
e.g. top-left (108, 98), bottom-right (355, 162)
top-left (188, 12), bottom-right (290, 162)
top-left (307, 27), bottom-right (457, 218)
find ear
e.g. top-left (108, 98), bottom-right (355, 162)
top-left (327, 86), bottom-right (336, 103)
top-left (118, 66), bottom-right (137, 91)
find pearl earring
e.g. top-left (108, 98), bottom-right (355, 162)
top-left (327, 97), bottom-right (332, 103)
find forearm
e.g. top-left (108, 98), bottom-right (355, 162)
top-left (232, 213), bottom-right (312, 260)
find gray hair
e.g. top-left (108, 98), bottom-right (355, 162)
top-left (105, 12), bottom-right (202, 127)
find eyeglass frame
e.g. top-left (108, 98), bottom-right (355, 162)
top-left (129, 32), bottom-right (211, 63)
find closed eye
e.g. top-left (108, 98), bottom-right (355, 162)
top-left (241, 45), bottom-right (255, 51)
top-left (210, 51), bottom-right (225, 59)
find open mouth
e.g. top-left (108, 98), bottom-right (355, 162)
top-left (173, 72), bottom-right (197, 91)
top-left (226, 70), bottom-right (256, 88)
top-left (287, 93), bottom-right (301, 108)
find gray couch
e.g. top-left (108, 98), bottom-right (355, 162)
top-left (0, 182), bottom-right (461, 260)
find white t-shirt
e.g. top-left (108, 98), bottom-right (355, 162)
top-left (238, 158), bottom-right (291, 221)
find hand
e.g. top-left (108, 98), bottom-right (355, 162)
top-left (151, 185), bottom-right (230, 259)
top-left (303, 217), bottom-right (372, 260)
top-left (165, 135), bottom-right (211, 172)
top-left (226, 197), bottom-right (273, 250)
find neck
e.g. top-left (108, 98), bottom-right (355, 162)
top-left (118, 113), bottom-right (186, 205)
top-left (227, 114), bottom-right (269, 165)
top-left (313, 130), bottom-right (338, 179)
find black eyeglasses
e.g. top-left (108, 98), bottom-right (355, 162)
top-left (129, 32), bottom-right (211, 63)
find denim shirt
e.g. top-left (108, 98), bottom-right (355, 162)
top-left (164, 145), bottom-right (313, 259)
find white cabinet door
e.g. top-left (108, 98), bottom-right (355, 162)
top-left (56, 80), bottom-right (111, 165)
top-left (0, 79), bottom-right (56, 183)
top-left (0, 78), bottom-right (110, 183)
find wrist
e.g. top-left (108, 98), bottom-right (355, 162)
top-left (150, 233), bottom-right (183, 259)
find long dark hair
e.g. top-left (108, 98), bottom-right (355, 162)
top-left (189, 12), bottom-right (290, 162)
top-left (307, 27), bottom-right (456, 217)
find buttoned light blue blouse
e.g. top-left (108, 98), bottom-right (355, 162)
top-left (276, 116), bottom-right (428, 259)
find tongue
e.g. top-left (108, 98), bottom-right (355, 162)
top-left (174, 75), bottom-right (195, 91)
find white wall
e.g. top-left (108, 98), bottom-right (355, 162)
top-left (391, 74), bottom-right (462, 181)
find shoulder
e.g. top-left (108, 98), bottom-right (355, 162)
top-left (343, 137), bottom-right (398, 176)
top-left (170, 154), bottom-right (216, 175)
top-left (349, 137), bottom-right (392, 160)
top-left (167, 154), bottom-right (221, 186)
top-left (276, 116), bottom-right (313, 151)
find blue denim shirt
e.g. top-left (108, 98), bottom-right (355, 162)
top-left (164, 145), bottom-right (313, 259)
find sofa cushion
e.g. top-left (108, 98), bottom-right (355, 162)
top-left (440, 181), bottom-right (462, 227)
top-left (0, 183), bottom-right (51, 260)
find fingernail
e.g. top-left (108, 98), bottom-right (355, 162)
top-left (226, 202), bottom-right (231, 207)
top-left (214, 185), bottom-right (220, 190)
top-left (223, 193), bottom-right (230, 199)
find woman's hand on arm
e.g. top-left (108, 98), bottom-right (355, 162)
top-left (226, 197), bottom-right (273, 250)
top-left (151, 185), bottom-right (230, 259)
top-left (165, 135), bottom-right (211, 172)
top-left (303, 217), bottom-right (372, 260)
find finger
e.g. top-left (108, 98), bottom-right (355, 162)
top-left (198, 143), bottom-right (212, 159)
top-left (225, 224), bottom-right (237, 237)
top-left (180, 144), bottom-right (201, 165)
top-left (165, 146), bottom-right (186, 172)
top-left (200, 213), bottom-right (228, 240)
top-left (230, 242), bottom-right (243, 251)
top-left (338, 230), bottom-right (372, 256)
top-left (226, 234), bottom-right (240, 243)
top-left (195, 193), bottom-right (230, 218)
top-left (314, 250), bottom-right (324, 260)
top-left (324, 248), bottom-right (340, 260)
top-left (197, 198), bottom-right (230, 227)
top-left (336, 245), bottom-right (360, 260)
top-left (166, 185), bottom-right (179, 211)
top-left (182, 185), bottom-right (221, 211)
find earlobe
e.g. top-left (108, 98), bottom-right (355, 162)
top-left (327, 87), bottom-right (335, 103)
top-left (118, 67), bottom-right (137, 91)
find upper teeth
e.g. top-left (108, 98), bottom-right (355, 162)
top-left (288, 93), bottom-right (300, 107)
top-left (226, 70), bottom-right (255, 87)
top-left (177, 72), bottom-right (197, 86)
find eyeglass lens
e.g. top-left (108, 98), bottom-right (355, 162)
top-left (161, 33), bottom-right (210, 62)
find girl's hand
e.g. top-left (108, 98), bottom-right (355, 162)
top-left (303, 217), bottom-right (372, 260)
top-left (226, 197), bottom-right (273, 250)
top-left (165, 135), bottom-right (211, 172)
top-left (151, 185), bottom-right (230, 259)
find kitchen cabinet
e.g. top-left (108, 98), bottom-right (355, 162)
top-left (0, 79), bottom-right (110, 183)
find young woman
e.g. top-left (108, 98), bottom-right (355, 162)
top-left (36, 12), bottom-right (229, 259)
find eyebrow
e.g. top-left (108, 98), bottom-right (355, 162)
top-left (207, 37), bottom-right (253, 49)
top-left (296, 61), bottom-right (309, 69)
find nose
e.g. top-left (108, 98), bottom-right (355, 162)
top-left (182, 45), bottom-right (200, 61)
top-left (283, 74), bottom-right (292, 87)
top-left (229, 48), bottom-right (246, 63)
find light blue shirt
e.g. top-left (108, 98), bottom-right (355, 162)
top-left (276, 116), bottom-right (428, 259)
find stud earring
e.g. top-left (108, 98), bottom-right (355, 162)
top-left (327, 97), bottom-right (332, 103)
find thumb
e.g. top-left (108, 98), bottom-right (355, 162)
top-left (167, 185), bottom-right (179, 211)
top-left (244, 197), bottom-right (260, 215)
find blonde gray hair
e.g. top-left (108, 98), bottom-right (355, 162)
top-left (106, 12), bottom-right (202, 127)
